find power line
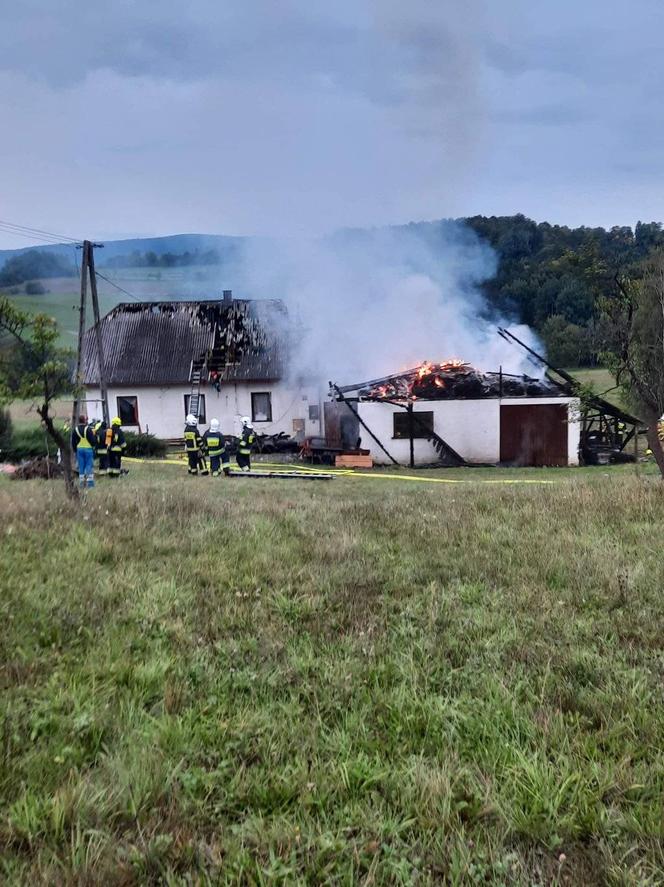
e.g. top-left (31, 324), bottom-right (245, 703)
top-left (94, 270), bottom-right (143, 303)
top-left (0, 225), bottom-right (71, 247)
top-left (0, 218), bottom-right (83, 245)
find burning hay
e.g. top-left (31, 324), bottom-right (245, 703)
top-left (354, 360), bottom-right (560, 401)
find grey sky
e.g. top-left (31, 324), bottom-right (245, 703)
top-left (1, 0), bottom-right (663, 247)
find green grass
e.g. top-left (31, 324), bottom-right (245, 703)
top-left (2, 464), bottom-right (664, 884)
top-left (564, 367), bottom-right (626, 411)
top-left (7, 400), bottom-right (71, 432)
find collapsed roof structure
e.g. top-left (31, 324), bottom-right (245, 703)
top-left (336, 360), bottom-right (562, 402)
top-left (82, 296), bottom-right (287, 386)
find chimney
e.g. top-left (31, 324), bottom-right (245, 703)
top-left (223, 289), bottom-right (232, 303)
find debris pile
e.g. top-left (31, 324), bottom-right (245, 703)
top-left (12, 457), bottom-right (64, 480)
top-left (356, 361), bottom-right (560, 401)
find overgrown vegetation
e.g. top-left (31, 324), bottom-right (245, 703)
top-left (0, 250), bottom-right (75, 287)
top-left (123, 431), bottom-right (168, 459)
top-left (1, 466), bottom-right (663, 884)
top-left (0, 406), bottom-right (12, 454)
top-left (0, 425), bottom-right (63, 462)
top-left (465, 215), bottom-right (664, 367)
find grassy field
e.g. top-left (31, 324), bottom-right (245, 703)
top-left (564, 368), bottom-right (626, 412)
top-left (1, 463), bottom-right (664, 884)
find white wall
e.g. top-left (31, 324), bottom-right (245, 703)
top-left (356, 397), bottom-right (580, 466)
top-left (85, 381), bottom-right (322, 439)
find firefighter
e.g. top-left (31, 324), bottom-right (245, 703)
top-left (71, 413), bottom-right (97, 488)
top-left (237, 416), bottom-right (256, 472)
top-left (108, 416), bottom-right (127, 477)
top-left (203, 418), bottom-right (230, 477)
top-left (94, 418), bottom-right (109, 476)
top-left (184, 414), bottom-right (209, 475)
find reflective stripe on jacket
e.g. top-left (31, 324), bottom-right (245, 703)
top-left (110, 427), bottom-right (126, 452)
top-left (95, 423), bottom-right (108, 453)
top-left (238, 430), bottom-right (255, 455)
top-left (184, 428), bottom-right (200, 452)
top-left (73, 424), bottom-right (95, 450)
top-left (204, 432), bottom-right (225, 456)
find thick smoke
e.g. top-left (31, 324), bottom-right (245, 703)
top-left (227, 220), bottom-right (542, 384)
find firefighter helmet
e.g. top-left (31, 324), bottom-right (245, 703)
top-left (111, 416), bottom-right (122, 426)
top-left (185, 414), bottom-right (197, 425)
top-left (210, 418), bottom-right (220, 431)
top-left (241, 416), bottom-right (251, 427)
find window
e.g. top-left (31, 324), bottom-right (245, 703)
top-left (117, 396), bottom-right (139, 426)
top-left (251, 392), bottom-right (272, 422)
top-left (393, 410), bottom-right (434, 439)
top-left (308, 404), bottom-right (320, 422)
top-left (184, 394), bottom-right (206, 424)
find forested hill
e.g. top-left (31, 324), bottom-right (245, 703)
top-left (464, 215), bottom-right (664, 366)
top-left (2, 215), bottom-right (663, 366)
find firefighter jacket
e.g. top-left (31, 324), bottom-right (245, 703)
top-left (203, 429), bottom-right (225, 456)
top-left (238, 427), bottom-right (256, 455)
top-left (184, 425), bottom-right (203, 452)
top-left (71, 423), bottom-right (96, 451)
top-left (109, 426), bottom-right (127, 453)
top-left (94, 422), bottom-right (108, 454)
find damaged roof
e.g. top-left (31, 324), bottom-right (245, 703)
top-left (82, 299), bottom-right (287, 386)
top-left (335, 362), bottom-right (567, 400)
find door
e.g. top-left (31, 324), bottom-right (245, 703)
top-left (500, 404), bottom-right (568, 466)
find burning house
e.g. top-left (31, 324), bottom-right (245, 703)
top-left (81, 291), bottom-right (322, 439)
top-left (327, 359), bottom-right (583, 467)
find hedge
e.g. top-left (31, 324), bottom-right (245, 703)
top-left (1, 423), bottom-right (168, 463)
top-left (1, 426), bottom-right (63, 462)
top-left (122, 432), bottom-right (168, 458)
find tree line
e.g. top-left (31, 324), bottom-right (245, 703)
top-left (101, 247), bottom-right (239, 270)
top-left (464, 215), bottom-right (664, 367)
top-left (0, 250), bottom-right (76, 287)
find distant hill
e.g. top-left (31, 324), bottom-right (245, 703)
top-left (0, 233), bottom-right (247, 270)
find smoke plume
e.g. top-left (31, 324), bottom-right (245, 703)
top-left (227, 220), bottom-right (542, 384)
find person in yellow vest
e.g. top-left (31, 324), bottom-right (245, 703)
top-left (93, 419), bottom-right (109, 476)
top-left (237, 416), bottom-right (256, 472)
top-left (70, 413), bottom-right (96, 488)
top-left (107, 417), bottom-right (127, 478)
top-left (203, 418), bottom-right (230, 477)
top-left (184, 414), bottom-right (209, 476)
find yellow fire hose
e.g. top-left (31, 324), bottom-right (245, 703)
top-left (123, 456), bottom-right (555, 485)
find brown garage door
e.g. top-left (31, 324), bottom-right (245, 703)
top-left (500, 404), bottom-right (568, 466)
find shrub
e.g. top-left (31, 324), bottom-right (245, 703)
top-left (25, 281), bottom-right (47, 295)
top-left (3, 426), bottom-right (63, 462)
top-left (123, 432), bottom-right (168, 459)
top-left (0, 407), bottom-right (13, 455)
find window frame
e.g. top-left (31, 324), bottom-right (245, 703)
top-left (116, 395), bottom-right (139, 426)
top-left (392, 410), bottom-right (434, 440)
top-left (184, 394), bottom-right (206, 424)
top-left (251, 391), bottom-right (273, 423)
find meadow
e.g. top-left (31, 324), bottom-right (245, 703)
top-left (1, 462), bottom-right (664, 884)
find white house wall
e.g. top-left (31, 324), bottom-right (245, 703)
top-left (357, 397), bottom-right (580, 466)
top-left (85, 382), bottom-right (322, 439)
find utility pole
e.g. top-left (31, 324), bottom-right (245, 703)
top-left (88, 244), bottom-right (110, 426)
top-left (71, 240), bottom-right (107, 432)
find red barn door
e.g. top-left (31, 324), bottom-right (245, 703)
top-left (500, 404), bottom-right (568, 466)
